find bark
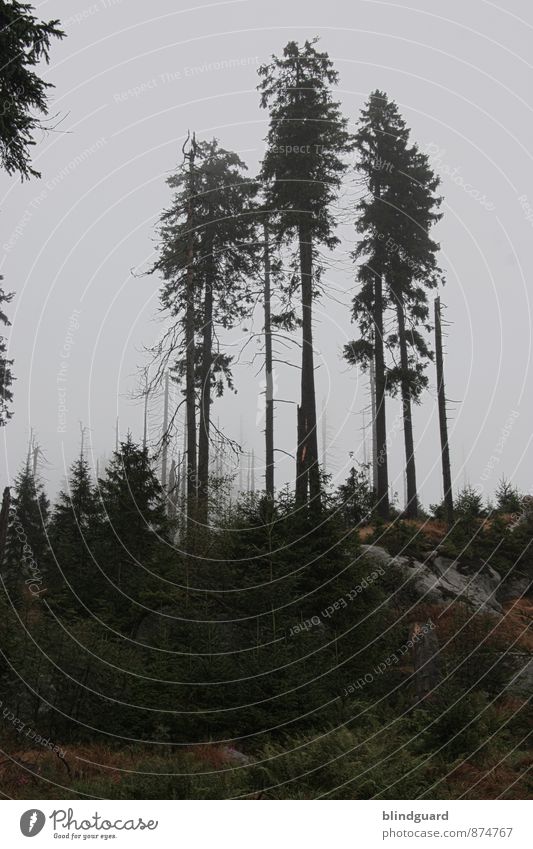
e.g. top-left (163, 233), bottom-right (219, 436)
top-left (142, 382), bottom-right (149, 451)
top-left (0, 486), bottom-right (10, 566)
top-left (296, 404), bottom-right (307, 505)
top-left (197, 248), bottom-right (214, 527)
top-left (264, 222), bottom-right (275, 500)
top-left (435, 297), bottom-right (454, 524)
top-left (369, 359), bottom-right (378, 493)
top-left (297, 220), bottom-right (321, 512)
top-left (395, 294), bottom-right (418, 518)
top-left (185, 137), bottom-right (198, 538)
top-left (373, 269), bottom-right (389, 519)
top-left (161, 371), bottom-right (169, 490)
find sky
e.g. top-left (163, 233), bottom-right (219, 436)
top-left (1, 0), bottom-right (532, 509)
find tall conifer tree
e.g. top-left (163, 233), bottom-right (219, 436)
top-left (0, 1), bottom-right (64, 179)
top-left (346, 91), bottom-right (441, 518)
top-left (258, 38), bottom-right (353, 511)
top-left (156, 138), bottom-right (256, 529)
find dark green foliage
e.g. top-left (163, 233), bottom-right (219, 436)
top-left (259, 38), bottom-right (354, 508)
top-left (0, 472), bottom-right (529, 798)
top-left (495, 478), bottom-right (522, 515)
top-left (0, 37), bottom-right (529, 798)
top-left (0, 280), bottom-right (14, 425)
top-left (157, 137), bottom-right (257, 388)
top-left (415, 691), bottom-right (504, 764)
top-left (348, 91), bottom-right (442, 369)
top-left (0, 1), bottom-right (64, 179)
top-left (367, 518), bottom-right (428, 562)
top-left (248, 722), bottom-right (431, 799)
top-left (4, 458), bottom-right (49, 590)
top-left (335, 465), bottom-right (376, 526)
top-left (95, 435), bottom-right (175, 628)
top-left (454, 485), bottom-right (486, 519)
top-left (44, 456), bottom-right (105, 614)
top-left (429, 499), bottom-right (449, 521)
top-left (439, 511), bottom-right (533, 582)
top-left (346, 91), bottom-right (443, 518)
top-left (258, 37), bottom-right (353, 245)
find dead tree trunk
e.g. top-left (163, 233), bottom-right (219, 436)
top-left (297, 220), bottom-right (320, 512)
top-left (395, 295), bottom-right (418, 518)
top-left (263, 221), bottom-right (274, 501)
top-left (435, 297), bottom-right (454, 524)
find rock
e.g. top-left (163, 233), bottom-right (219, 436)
top-left (497, 573), bottom-right (532, 603)
top-left (503, 652), bottom-right (533, 698)
top-left (222, 746), bottom-right (251, 765)
top-left (360, 544), bottom-right (503, 614)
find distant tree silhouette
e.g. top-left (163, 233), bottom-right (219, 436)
top-left (259, 38), bottom-right (353, 512)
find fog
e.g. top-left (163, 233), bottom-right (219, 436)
top-left (1, 0), bottom-right (532, 509)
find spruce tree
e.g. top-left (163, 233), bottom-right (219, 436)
top-left (157, 138), bottom-right (256, 528)
top-left (46, 456), bottom-right (103, 612)
top-left (0, 1), bottom-right (64, 179)
top-left (258, 38), bottom-right (353, 512)
top-left (385, 127), bottom-right (442, 517)
top-left (345, 91), bottom-right (399, 518)
top-left (0, 3), bottom-right (64, 425)
top-left (97, 436), bottom-right (172, 627)
top-left (4, 457), bottom-right (49, 595)
top-left (346, 90), bottom-right (441, 518)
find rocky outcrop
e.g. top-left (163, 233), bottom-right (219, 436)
top-left (506, 653), bottom-right (533, 697)
top-left (360, 544), bottom-right (533, 697)
top-left (496, 573), bottom-right (532, 603)
top-left (360, 544), bottom-right (503, 614)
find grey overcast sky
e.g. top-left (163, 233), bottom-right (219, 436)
top-left (1, 0), bottom-right (532, 508)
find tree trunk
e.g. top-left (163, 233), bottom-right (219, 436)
top-left (185, 137), bottom-right (198, 539)
top-left (0, 487), bottom-right (10, 566)
top-left (264, 222), bottom-right (275, 501)
top-left (297, 220), bottom-right (320, 512)
top-left (373, 270), bottom-right (389, 519)
top-left (435, 297), bottom-right (454, 524)
top-left (161, 370), bottom-right (169, 490)
top-left (369, 359), bottom-right (378, 494)
top-left (197, 251), bottom-right (214, 527)
top-left (296, 404), bottom-right (307, 505)
top-left (142, 379), bottom-right (149, 451)
top-left (395, 295), bottom-right (418, 518)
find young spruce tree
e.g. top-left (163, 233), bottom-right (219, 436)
top-left (45, 455), bottom-right (104, 613)
top-left (97, 436), bottom-right (171, 629)
top-left (4, 457), bottom-right (49, 597)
